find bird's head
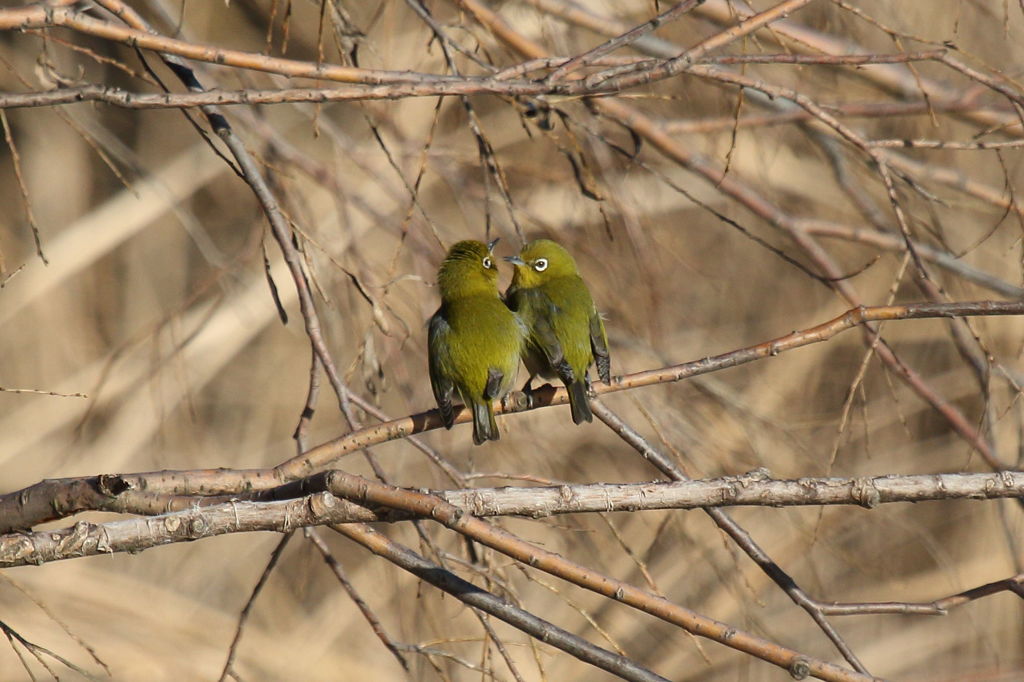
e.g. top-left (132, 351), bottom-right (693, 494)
top-left (504, 239), bottom-right (579, 287)
top-left (436, 239), bottom-right (501, 300)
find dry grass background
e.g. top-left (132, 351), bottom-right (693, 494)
top-left (1, 0), bottom-right (1023, 680)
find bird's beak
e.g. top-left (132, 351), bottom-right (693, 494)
top-left (503, 255), bottom-right (526, 266)
top-left (486, 237), bottom-right (500, 252)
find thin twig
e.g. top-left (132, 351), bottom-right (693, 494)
top-left (305, 527), bottom-right (410, 671)
top-left (218, 532), bottom-right (295, 682)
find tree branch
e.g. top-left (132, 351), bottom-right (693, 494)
top-left (6, 470), bottom-right (1021, 567)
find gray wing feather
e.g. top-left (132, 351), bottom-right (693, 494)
top-left (428, 312), bottom-right (456, 428)
top-left (519, 289), bottom-right (574, 384)
top-left (589, 312), bottom-right (611, 384)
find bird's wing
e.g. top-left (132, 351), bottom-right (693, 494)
top-left (520, 288), bottom-right (575, 384)
top-left (428, 311), bottom-right (455, 428)
top-left (484, 367), bottom-right (505, 401)
top-left (589, 311), bottom-right (611, 384)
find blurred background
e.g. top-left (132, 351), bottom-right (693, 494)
top-left (1, 0), bottom-right (1022, 679)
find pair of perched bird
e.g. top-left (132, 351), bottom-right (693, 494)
top-left (428, 238), bottom-right (611, 445)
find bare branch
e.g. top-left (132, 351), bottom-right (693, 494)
top-left (1, 299), bottom-right (1021, 533)
top-left (6, 470), bottom-right (1021, 566)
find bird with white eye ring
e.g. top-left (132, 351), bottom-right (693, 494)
top-left (428, 239), bottom-right (526, 444)
top-left (504, 239), bottom-right (610, 425)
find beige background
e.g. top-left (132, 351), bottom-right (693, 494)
top-left (1, 1), bottom-right (1022, 679)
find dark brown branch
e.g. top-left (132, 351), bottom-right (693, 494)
top-left (323, 473), bottom-right (869, 682)
top-left (333, 523), bottom-right (671, 682)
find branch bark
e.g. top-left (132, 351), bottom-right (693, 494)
top-left (5, 470), bottom-right (1022, 567)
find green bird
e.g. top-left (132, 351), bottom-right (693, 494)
top-left (504, 239), bottom-right (611, 425)
top-left (428, 239), bottom-right (525, 445)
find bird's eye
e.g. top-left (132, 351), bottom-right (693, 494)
top-left (482, 256), bottom-right (493, 269)
top-left (534, 258), bottom-right (548, 272)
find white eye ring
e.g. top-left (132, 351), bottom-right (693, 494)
top-left (534, 258), bottom-right (548, 272)
top-left (482, 256), bottom-right (493, 269)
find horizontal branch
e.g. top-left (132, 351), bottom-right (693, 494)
top-left (0, 49), bottom-right (951, 111)
top-left (285, 300), bottom-right (1024, 475)
top-left (0, 4), bottom-right (949, 111)
top-left (435, 470), bottom-right (1024, 515)
top-left (3, 469), bottom-right (880, 680)
top-left (1, 6), bottom-right (441, 85)
top-left (706, 49), bottom-right (947, 65)
top-left (0, 81), bottom-right (566, 110)
top-left (1, 299), bottom-right (1022, 533)
top-left (0, 493), bottom-right (343, 568)
top-left (867, 137), bottom-right (1024, 150)
top-left (4, 470), bottom-right (1022, 567)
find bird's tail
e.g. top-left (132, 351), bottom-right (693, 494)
top-left (567, 380), bottom-right (593, 424)
top-left (471, 401), bottom-right (500, 445)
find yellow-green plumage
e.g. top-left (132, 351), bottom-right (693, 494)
top-left (505, 239), bottom-right (610, 424)
top-left (429, 240), bottom-right (525, 445)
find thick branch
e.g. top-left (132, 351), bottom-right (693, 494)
top-left (6, 471), bottom-right (1021, 566)
top-left (1, 472), bottom-right (873, 679)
